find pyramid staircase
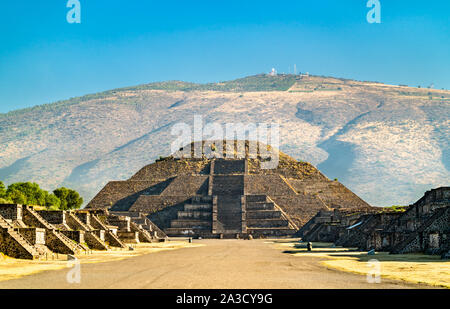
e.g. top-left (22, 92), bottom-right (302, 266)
top-left (165, 196), bottom-right (213, 237)
top-left (88, 214), bottom-right (127, 248)
top-left (335, 215), bottom-right (380, 248)
top-left (162, 159), bottom-right (298, 238)
top-left (133, 215), bottom-right (167, 239)
top-left (0, 214), bottom-right (43, 259)
top-left (22, 206), bottom-right (85, 254)
top-left (211, 175), bottom-right (244, 235)
top-left (296, 211), bottom-right (330, 238)
top-left (165, 194), bottom-right (298, 237)
top-left (213, 158), bottom-right (246, 174)
top-left (67, 212), bottom-right (109, 250)
top-left (245, 195), bottom-right (297, 237)
top-left (130, 221), bottom-right (153, 242)
top-left (109, 211), bottom-right (167, 239)
top-left (302, 221), bottom-right (326, 242)
top-left (392, 207), bottom-right (449, 254)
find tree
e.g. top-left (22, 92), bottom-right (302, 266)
top-left (6, 182), bottom-right (46, 206)
top-left (44, 191), bottom-right (61, 208)
top-left (7, 189), bottom-right (27, 204)
top-left (0, 181), bottom-right (12, 203)
top-left (53, 187), bottom-right (83, 210)
top-left (0, 181), bottom-right (6, 198)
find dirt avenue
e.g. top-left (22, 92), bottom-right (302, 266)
top-left (0, 239), bottom-right (432, 289)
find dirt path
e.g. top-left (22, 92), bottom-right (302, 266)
top-left (0, 239), bottom-right (431, 289)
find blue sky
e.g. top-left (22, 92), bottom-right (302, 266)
top-left (0, 0), bottom-right (449, 113)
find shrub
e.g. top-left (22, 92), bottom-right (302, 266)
top-left (53, 187), bottom-right (83, 210)
top-left (0, 197), bottom-right (12, 204)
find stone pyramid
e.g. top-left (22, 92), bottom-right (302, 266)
top-left (87, 140), bottom-right (372, 237)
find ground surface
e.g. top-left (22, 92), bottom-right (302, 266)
top-left (0, 239), bottom-right (437, 289)
top-left (280, 241), bottom-right (450, 288)
top-left (0, 241), bottom-right (201, 283)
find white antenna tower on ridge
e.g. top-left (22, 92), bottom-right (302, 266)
top-left (294, 64), bottom-right (297, 75)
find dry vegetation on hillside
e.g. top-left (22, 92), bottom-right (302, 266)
top-left (0, 75), bottom-right (448, 206)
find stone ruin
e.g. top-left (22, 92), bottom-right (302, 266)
top-left (0, 204), bottom-right (167, 259)
top-left (3, 140), bottom-right (444, 260)
top-left (300, 187), bottom-right (450, 257)
top-left (87, 140), bottom-right (372, 239)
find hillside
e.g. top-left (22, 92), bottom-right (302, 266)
top-left (0, 74), bottom-right (449, 206)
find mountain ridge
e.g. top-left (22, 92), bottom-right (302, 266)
top-left (0, 74), bottom-right (448, 207)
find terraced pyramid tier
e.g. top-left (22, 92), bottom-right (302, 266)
top-left (87, 140), bottom-right (372, 237)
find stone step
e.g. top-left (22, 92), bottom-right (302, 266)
top-left (0, 214), bottom-right (42, 259)
top-left (133, 218), bottom-right (147, 225)
top-left (215, 228), bottom-right (242, 234)
top-left (105, 230), bottom-right (127, 248)
top-left (216, 194), bottom-right (243, 232)
top-left (23, 206), bottom-right (54, 230)
top-left (184, 204), bottom-right (212, 211)
top-left (213, 159), bottom-right (246, 175)
top-left (245, 195), bottom-right (268, 203)
top-left (246, 202), bottom-right (276, 210)
top-left (67, 212), bottom-right (91, 231)
top-left (191, 196), bottom-right (213, 203)
top-left (171, 220), bottom-right (212, 229)
top-left (110, 211), bottom-right (141, 218)
top-left (216, 213), bottom-right (241, 221)
top-left (247, 227), bottom-right (297, 237)
top-left (52, 230), bottom-right (85, 253)
top-left (246, 210), bottom-right (282, 219)
top-left (178, 211), bottom-right (212, 219)
top-left (247, 219), bottom-right (290, 228)
top-left (211, 176), bottom-right (244, 195)
top-left (165, 227), bottom-right (212, 237)
top-left (85, 231), bottom-right (109, 250)
top-left (130, 221), bottom-right (154, 243)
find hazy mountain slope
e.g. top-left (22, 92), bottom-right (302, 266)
top-left (0, 74), bottom-right (448, 206)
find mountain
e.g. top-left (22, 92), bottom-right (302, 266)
top-left (0, 74), bottom-right (448, 206)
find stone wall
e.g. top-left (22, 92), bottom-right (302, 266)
top-left (60, 230), bottom-right (85, 244)
top-left (0, 204), bottom-right (23, 221)
top-left (36, 210), bottom-right (66, 225)
top-left (270, 195), bottom-right (330, 227)
top-left (117, 231), bottom-right (139, 243)
top-left (0, 229), bottom-right (34, 259)
top-left (86, 180), bottom-right (166, 210)
top-left (84, 231), bottom-right (108, 250)
top-left (107, 215), bottom-right (131, 231)
top-left (66, 212), bottom-right (90, 231)
top-left (16, 228), bottom-right (45, 245)
top-left (45, 230), bottom-right (76, 254)
top-left (160, 175), bottom-right (209, 196)
top-left (129, 158), bottom-right (210, 181)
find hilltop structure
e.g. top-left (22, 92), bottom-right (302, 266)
top-left (87, 141), bottom-right (372, 238)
